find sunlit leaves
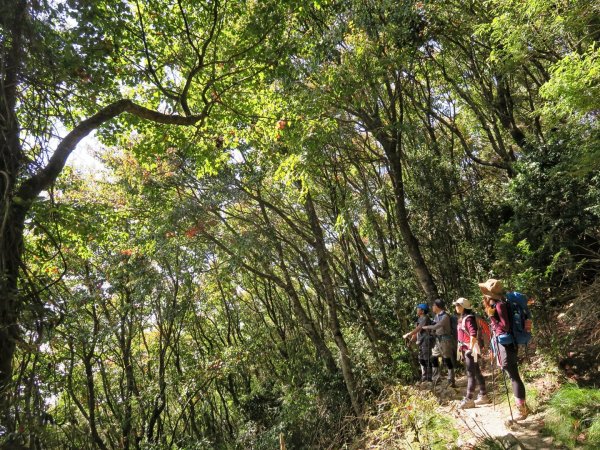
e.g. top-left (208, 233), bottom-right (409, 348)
top-left (540, 44), bottom-right (600, 120)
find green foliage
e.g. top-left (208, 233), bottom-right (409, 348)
top-left (494, 230), bottom-right (544, 292)
top-left (543, 385), bottom-right (600, 449)
top-left (360, 386), bottom-right (459, 449)
top-left (492, 128), bottom-right (600, 294)
top-left (7, 0), bottom-right (600, 448)
top-left (540, 44), bottom-right (600, 120)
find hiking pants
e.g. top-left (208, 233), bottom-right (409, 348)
top-left (464, 351), bottom-right (486, 398)
top-left (419, 338), bottom-right (433, 374)
top-left (418, 338), bottom-right (433, 360)
top-left (432, 338), bottom-right (454, 359)
top-left (497, 343), bottom-right (526, 400)
top-left (432, 338), bottom-right (454, 371)
top-left (442, 357), bottom-right (454, 370)
top-left (429, 356), bottom-right (453, 368)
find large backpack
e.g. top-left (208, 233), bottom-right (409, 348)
top-left (504, 291), bottom-right (533, 345)
top-left (459, 315), bottom-right (492, 349)
top-left (449, 314), bottom-right (458, 343)
top-left (476, 316), bottom-right (492, 349)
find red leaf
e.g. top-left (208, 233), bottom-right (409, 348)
top-left (185, 226), bottom-right (201, 238)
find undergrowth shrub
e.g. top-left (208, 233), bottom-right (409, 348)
top-left (358, 385), bottom-right (458, 449)
top-left (543, 384), bottom-right (600, 449)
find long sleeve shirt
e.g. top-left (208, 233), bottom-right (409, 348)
top-left (426, 311), bottom-right (451, 336)
top-left (415, 315), bottom-right (431, 345)
top-left (458, 315), bottom-right (477, 350)
top-left (489, 300), bottom-right (511, 336)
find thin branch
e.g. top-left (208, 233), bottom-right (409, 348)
top-left (134, 0), bottom-right (180, 101)
top-left (179, 0), bottom-right (220, 115)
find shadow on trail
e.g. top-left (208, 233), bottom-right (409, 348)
top-left (420, 369), bottom-right (564, 449)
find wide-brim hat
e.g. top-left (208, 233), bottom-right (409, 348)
top-left (452, 297), bottom-right (472, 309)
top-left (478, 278), bottom-right (504, 300)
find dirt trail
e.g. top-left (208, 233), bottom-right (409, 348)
top-left (434, 369), bottom-right (561, 449)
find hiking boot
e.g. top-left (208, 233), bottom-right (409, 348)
top-left (441, 379), bottom-right (456, 390)
top-left (448, 368), bottom-right (456, 387)
top-left (474, 394), bottom-right (490, 405)
top-left (417, 380), bottom-right (429, 389)
top-left (516, 402), bottom-right (530, 420)
top-left (458, 397), bottom-right (476, 409)
top-left (420, 366), bottom-right (428, 382)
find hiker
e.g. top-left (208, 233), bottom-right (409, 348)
top-left (422, 299), bottom-right (456, 387)
top-left (403, 303), bottom-right (434, 383)
top-left (480, 278), bottom-right (530, 420)
top-left (454, 297), bottom-right (489, 408)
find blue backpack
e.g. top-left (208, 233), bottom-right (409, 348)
top-left (504, 291), bottom-right (532, 345)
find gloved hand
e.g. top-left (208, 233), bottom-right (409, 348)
top-left (472, 342), bottom-right (481, 363)
top-left (457, 348), bottom-right (464, 361)
top-left (402, 332), bottom-right (411, 340)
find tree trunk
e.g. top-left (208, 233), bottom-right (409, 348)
top-left (0, 206), bottom-right (26, 431)
top-left (1, 88), bottom-right (204, 436)
top-left (0, 0), bottom-right (27, 432)
top-left (256, 197), bottom-right (340, 375)
top-left (357, 101), bottom-right (439, 302)
top-left (303, 190), bottom-right (363, 418)
top-left (83, 304), bottom-right (109, 450)
top-left (384, 142), bottom-right (439, 302)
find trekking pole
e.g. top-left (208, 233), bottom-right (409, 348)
top-left (426, 336), bottom-right (432, 385)
top-left (491, 344), bottom-right (496, 410)
top-left (501, 369), bottom-right (515, 423)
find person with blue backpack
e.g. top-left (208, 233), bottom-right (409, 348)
top-left (479, 278), bottom-right (531, 421)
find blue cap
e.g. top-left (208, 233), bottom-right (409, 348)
top-left (416, 303), bottom-right (429, 313)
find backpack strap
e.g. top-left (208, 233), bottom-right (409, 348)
top-left (460, 314), bottom-right (474, 330)
top-left (458, 314), bottom-right (474, 344)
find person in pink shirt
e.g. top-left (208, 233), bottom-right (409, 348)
top-left (454, 297), bottom-right (489, 409)
top-left (480, 279), bottom-right (529, 420)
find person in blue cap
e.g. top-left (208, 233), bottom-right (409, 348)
top-left (403, 303), bottom-right (434, 383)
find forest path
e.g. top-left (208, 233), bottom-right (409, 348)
top-left (432, 367), bottom-right (562, 449)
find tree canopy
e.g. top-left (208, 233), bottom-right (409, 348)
top-left (1, 0), bottom-right (598, 447)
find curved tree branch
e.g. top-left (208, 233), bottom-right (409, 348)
top-left (16, 99), bottom-right (207, 203)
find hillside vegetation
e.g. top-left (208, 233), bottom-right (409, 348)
top-left (1, 0), bottom-right (598, 448)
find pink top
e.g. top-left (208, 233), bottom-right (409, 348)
top-left (458, 315), bottom-right (477, 350)
top-left (489, 300), bottom-right (511, 335)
